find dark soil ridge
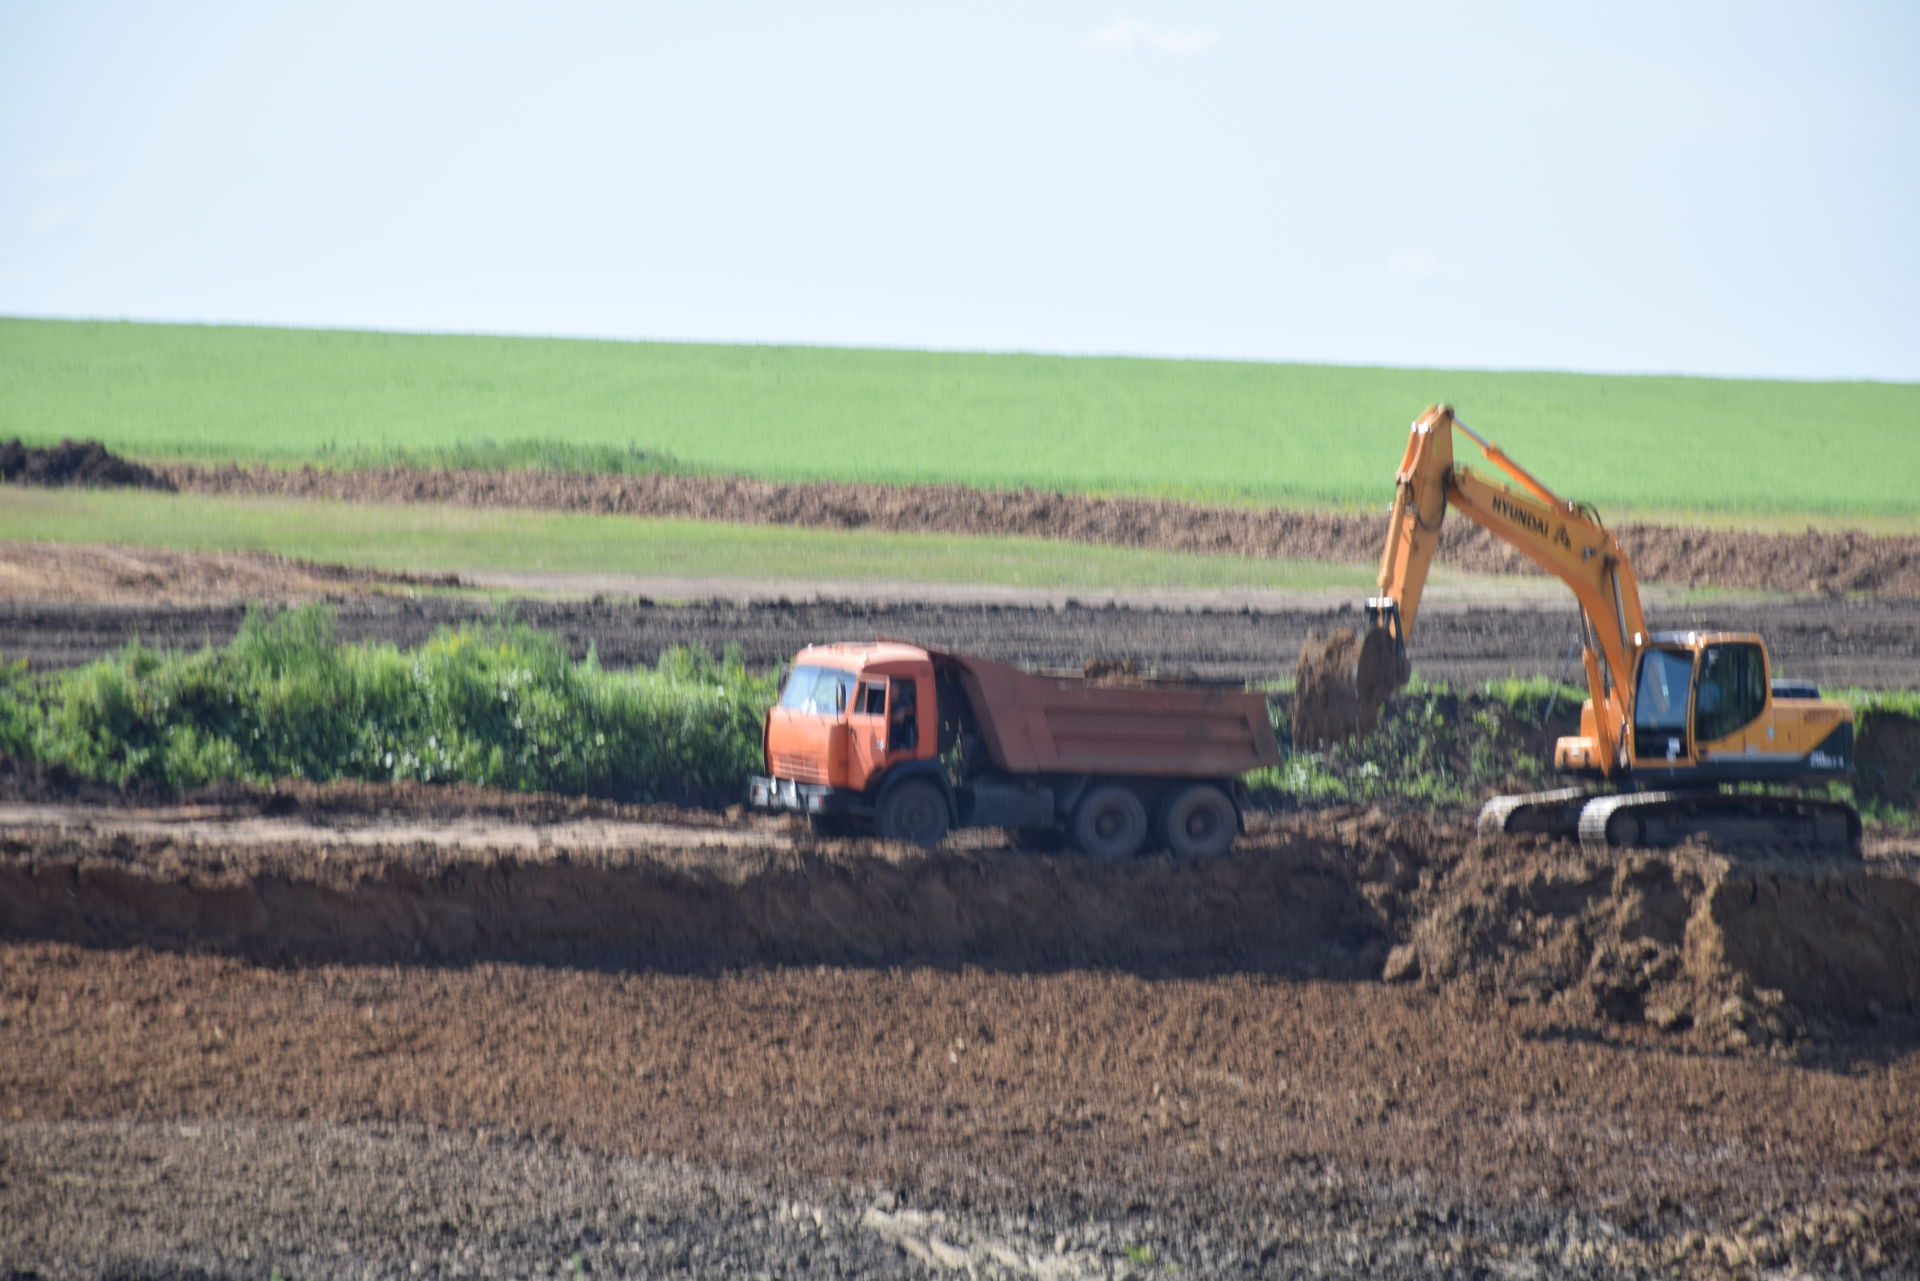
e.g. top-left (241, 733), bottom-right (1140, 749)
top-left (156, 460), bottom-right (1920, 597)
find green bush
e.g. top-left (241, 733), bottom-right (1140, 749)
top-left (0, 605), bottom-right (775, 804)
top-left (1254, 676), bottom-right (1582, 808)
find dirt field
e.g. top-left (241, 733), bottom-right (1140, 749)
top-left (8, 555), bottom-right (1920, 692)
top-left (3, 787), bottom-right (1919, 1277)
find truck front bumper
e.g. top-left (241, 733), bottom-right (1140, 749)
top-left (748, 775), bottom-right (855, 816)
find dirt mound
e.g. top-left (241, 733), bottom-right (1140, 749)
top-left (1383, 830), bottom-right (1920, 1047)
top-left (0, 439), bottom-right (173, 490)
top-left (160, 462), bottom-right (1920, 597)
top-left (1858, 712), bottom-right (1920, 812)
top-left (1292, 627), bottom-right (1411, 748)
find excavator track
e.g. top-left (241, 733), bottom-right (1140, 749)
top-left (1481, 786), bottom-right (1861, 858)
top-left (1476, 787), bottom-right (1590, 839)
top-left (1575, 790), bottom-right (1861, 858)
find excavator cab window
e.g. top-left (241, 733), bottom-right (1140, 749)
top-left (1632, 648), bottom-right (1692, 760)
top-left (1694, 642), bottom-right (1767, 743)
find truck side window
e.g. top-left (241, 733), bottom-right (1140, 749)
top-left (857, 682), bottom-right (886, 716)
top-left (1695, 642), bottom-right (1766, 743)
top-left (888, 679), bottom-right (918, 751)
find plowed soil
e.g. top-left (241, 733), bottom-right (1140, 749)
top-left (9, 555), bottom-right (1920, 692)
top-left (4, 791), bottom-right (1920, 1277)
top-left (158, 460), bottom-right (1920, 596)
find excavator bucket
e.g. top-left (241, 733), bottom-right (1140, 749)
top-left (1291, 623), bottom-right (1411, 749)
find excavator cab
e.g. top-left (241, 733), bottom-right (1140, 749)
top-left (1628, 638), bottom-right (1768, 768)
top-left (1622, 632), bottom-right (1850, 786)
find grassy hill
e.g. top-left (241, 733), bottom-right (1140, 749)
top-left (3, 317), bottom-right (1915, 519)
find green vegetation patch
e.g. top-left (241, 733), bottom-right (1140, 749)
top-left (0, 606), bottom-right (772, 805)
top-left (1256, 675), bottom-right (1582, 807)
top-left (3, 318), bottom-right (1915, 518)
top-left (0, 487), bottom-right (1376, 592)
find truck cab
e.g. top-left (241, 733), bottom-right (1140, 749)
top-left (751, 641), bottom-right (942, 827)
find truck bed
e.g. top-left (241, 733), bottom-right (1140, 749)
top-left (939, 651), bottom-right (1280, 778)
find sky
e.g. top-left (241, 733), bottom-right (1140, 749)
top-left (2, 1), bottom-right (1916, 381)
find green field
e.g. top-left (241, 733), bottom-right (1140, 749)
top-left (0, 487), bottom-right (1383, 593)
top-left (5, 318), bottom-right (1915, 520)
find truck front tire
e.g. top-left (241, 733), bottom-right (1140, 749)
top-left (876, 779), bottom-right (950, 847)
top-left (1158, 783), bottom-right (1237, 858)
top-left (1071, 784), bottom-right (1148, 859)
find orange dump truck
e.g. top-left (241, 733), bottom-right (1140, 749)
top-left (747, 641), bottom-right (1280, 856)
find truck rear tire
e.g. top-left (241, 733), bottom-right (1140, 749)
top-left (1071, 784), bottom-right (1148, 859)
top-left (1158, 783), bottom-right (1237, 858)
top-left (875, 779), bottom-right (950, 847)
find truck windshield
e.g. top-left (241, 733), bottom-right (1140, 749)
top-left (777, 665), bottom-right (855, 715)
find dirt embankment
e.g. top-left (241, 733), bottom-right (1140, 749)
top-left (0, 814), bottom-right (1385, 980)
top-left (149, 459), bottom-right (1920, 597)
top-left (4, 788), bottom-right (1917, 1050)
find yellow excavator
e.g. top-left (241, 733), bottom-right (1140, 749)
top-left (1351, 404), bottom-right (1859, 854)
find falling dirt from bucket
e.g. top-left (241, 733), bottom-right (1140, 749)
top-left (1292, 626), bottom-right (1411, 748)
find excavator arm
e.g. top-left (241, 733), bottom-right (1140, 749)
top-left (1367, 404), bottom-right (1647, 776)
